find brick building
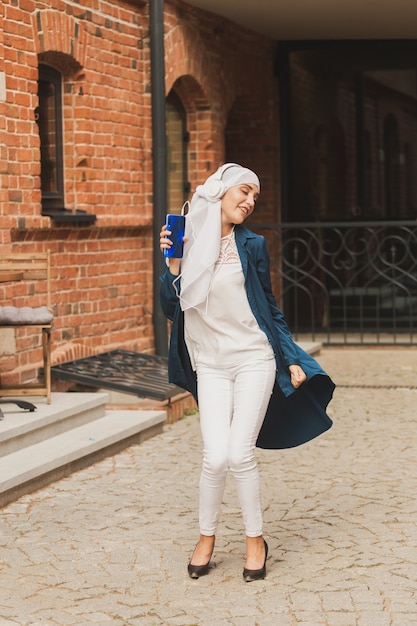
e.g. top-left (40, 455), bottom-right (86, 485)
top-left (0, 0), bottom-right (279, 390)
top-left (1, 0), bottom-right (417, 391)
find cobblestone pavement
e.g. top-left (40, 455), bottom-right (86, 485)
top-left (1, 347), bottom-right (417, 626)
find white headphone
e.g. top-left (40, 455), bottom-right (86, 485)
top-left (199, 163), bottom-right (239, 201)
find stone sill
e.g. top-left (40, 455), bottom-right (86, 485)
top-left (9, 214), bottom-right (153, 230)
top-left (44, 210), bottom-right (97, 224)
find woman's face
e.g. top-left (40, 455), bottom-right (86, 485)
top-left (221, 183), bottom-right (259, 226)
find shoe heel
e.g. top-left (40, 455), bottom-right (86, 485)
top-left (243, 539), bottom-right (268, 582)
top-left (188, 539), bottom-right (214, 579)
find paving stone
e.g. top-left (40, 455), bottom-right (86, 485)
top-left (1, 347), bottom-right (417, 625)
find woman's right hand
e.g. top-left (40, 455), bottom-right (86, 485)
top-left (159, 224), bottom-right (182, 276)
top-left (160, 223), bottom-right (172, 254)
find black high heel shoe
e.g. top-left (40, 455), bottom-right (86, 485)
top-left (188, 559), bottom-right (211, 579)
top-left (243, 539), bottom-right (268, 582)
top-left (187, 542), bottom-right (214, 579)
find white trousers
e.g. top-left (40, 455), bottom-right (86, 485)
top-left (196, 357), bottom-right (276, 537)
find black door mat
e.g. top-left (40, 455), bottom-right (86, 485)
top-left (51, 350), bottom-right (183, 401)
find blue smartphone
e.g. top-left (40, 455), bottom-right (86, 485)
top-left (164, 214), bottom-right (185, 258)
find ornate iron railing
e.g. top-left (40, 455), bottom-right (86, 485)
top-left (252, 220), bottom-right (417, 345)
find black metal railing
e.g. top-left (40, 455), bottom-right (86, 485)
top-left (252, 220), bottom-right (417, 345)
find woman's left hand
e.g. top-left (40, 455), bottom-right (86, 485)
top-left (288, 364), bottom-right (307, 388)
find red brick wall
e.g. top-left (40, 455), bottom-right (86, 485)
top-left (0, 0), bottom-right (280, 388)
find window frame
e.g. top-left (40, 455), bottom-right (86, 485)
top-left (36, 64), bottom-right (65, 214)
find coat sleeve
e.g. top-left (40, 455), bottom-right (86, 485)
top-left (159, 266), bottom-right (180, 322)
top-left (159, 268), bottom-right (198, 400)
top-left (254, 237), bottom-right (300, 366)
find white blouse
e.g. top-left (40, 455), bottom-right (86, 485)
top-left (184, 231), bottom-right (274, 370)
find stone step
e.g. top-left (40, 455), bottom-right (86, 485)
top-left (0, 408), bottom-right (166, 507)
top-left (0, 392), bottom-right (108, 457)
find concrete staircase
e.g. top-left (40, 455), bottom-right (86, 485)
top-left (0, 392), bottom-right (166, 508)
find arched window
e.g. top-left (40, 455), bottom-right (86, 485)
top-left (166, 91), bottom-right (189, 212)
top-left (35, 64), bottom-right (65, 214)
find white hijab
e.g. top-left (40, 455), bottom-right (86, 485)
top-left (178, 163), bottom-right (260, 311)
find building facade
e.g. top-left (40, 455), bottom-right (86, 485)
top-left (0, 0), bottom-right (279, 389)
top-left (2, 0), bottom-right (417, 390)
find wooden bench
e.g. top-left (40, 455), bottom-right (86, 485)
top-left (0, 251), bottom-right (53, 404)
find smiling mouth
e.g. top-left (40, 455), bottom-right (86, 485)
top-left (239, 206), bottom-right (249, 215)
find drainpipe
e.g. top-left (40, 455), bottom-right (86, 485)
top-left (150, 0), bottom-right (168, 356)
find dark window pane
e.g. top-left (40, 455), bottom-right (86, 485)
top-left (38, 79), bottom-right (58, 193)
top-left (36, 64), bottom-right (64, 212)
top-left (166, 91), bottom-right (188, 212)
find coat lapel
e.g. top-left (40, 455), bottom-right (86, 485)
top-left (235, 225), bottom-right (254, 280)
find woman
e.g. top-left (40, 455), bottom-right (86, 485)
top-left (159, 164), bottom-right (335, 582)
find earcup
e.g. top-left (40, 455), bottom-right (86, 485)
top-left (204, 177), bottom-right (226, 200)
top-left (196, 164), bottom-right (242, 201)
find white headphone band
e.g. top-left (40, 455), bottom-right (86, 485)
top-left (215, 163), bottom-right (239, 181)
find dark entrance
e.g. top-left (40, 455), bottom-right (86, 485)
top-left (274, 40), bottom-right (417, 344)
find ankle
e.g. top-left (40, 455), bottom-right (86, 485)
top-left (196, 534), bottom-right (215, 556)
top-left (199, 534), bottom-right (215, 547)
top-left (246, 535), bottom-right (264, 551)
top-left (245, 536), bottom-right (266, 568)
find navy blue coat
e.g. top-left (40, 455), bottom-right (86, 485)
top-left (160, 224), bottom-right (335, 449)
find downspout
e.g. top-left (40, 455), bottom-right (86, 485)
top-left (150, 0), bottom-right (168, 356)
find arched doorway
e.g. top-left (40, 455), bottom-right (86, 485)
top-left (166, 90), bottom-right (189, 213)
